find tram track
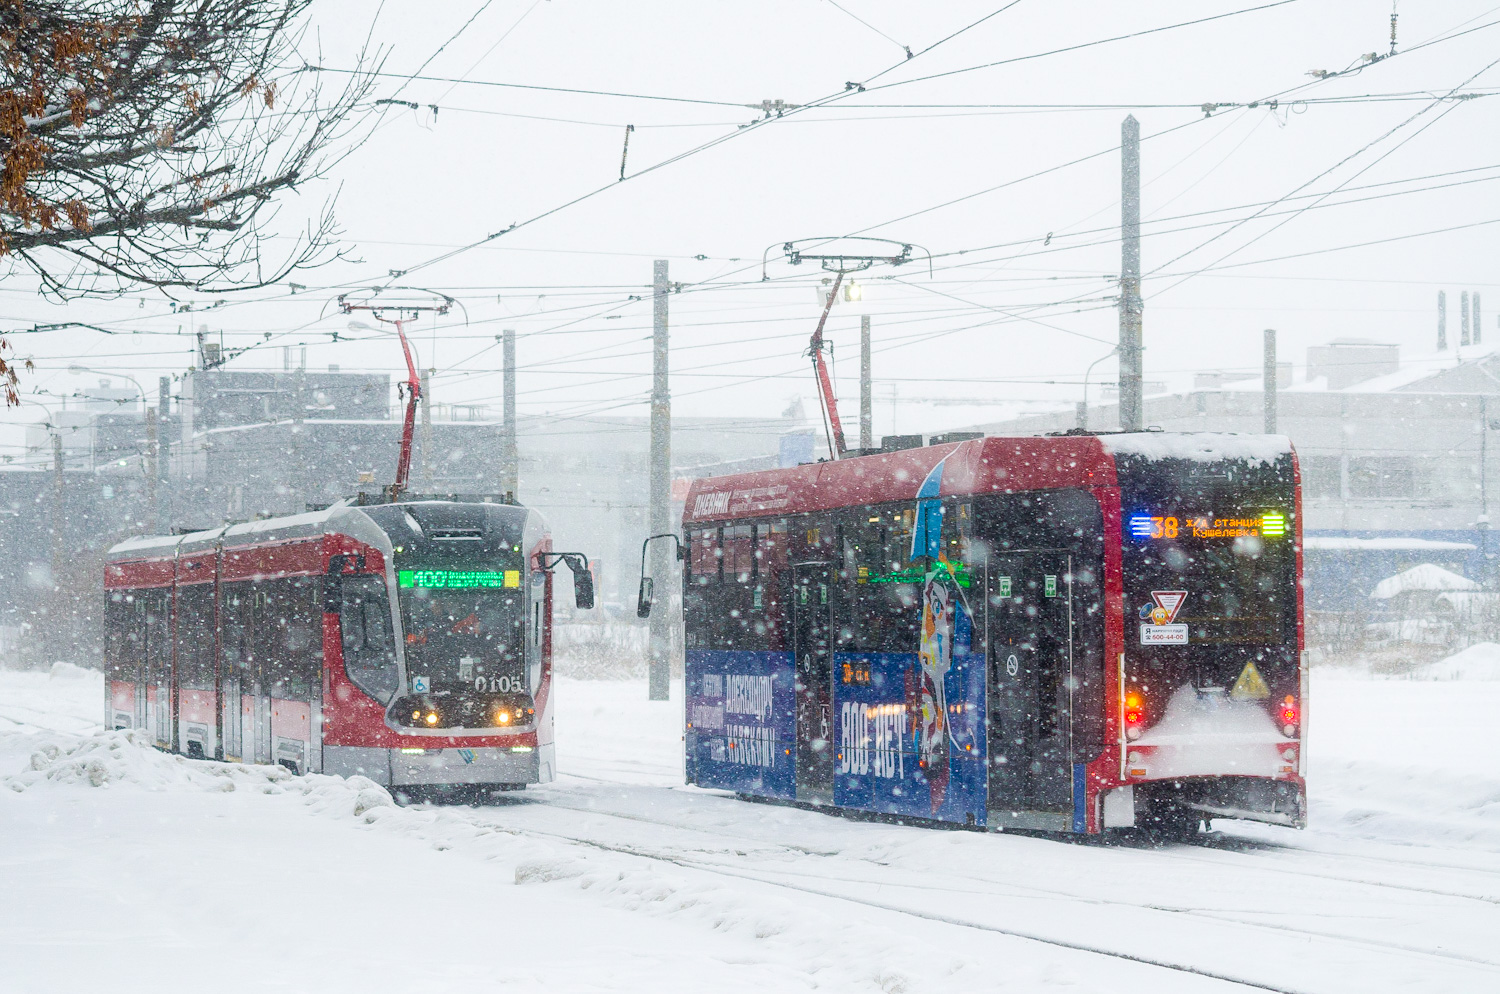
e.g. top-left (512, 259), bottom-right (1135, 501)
top-left (0, 703), bottom-right (97, 734)
top-left (528, 782), bottom-right (1500, 971)
top-left (477, 772), bottom-right (1500, 992)
top-left (554, 770), bottom-right (1500, 910)
top-left (1165, 833), bottom-right (1500, 906)
top-left (471, 803), bottom-right (1308, 994)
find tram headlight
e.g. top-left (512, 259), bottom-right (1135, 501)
top-left (424, 711), bottom-right (440, 726)
top-left (494, 709), bottom-right (511, 726)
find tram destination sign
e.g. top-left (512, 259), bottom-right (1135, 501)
top-left (397, 569), bottom-right (522, 589)
top-left (1128, 510), bottom-right (1287, 541)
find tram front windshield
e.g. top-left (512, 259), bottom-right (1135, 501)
top-left (397, 572), bottom-right (526, 693)
top-left (1122, 500), bottom-right (1295, 646)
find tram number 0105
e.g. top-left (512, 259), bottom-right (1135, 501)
top-left (474, 676), bottom-right (522, 693)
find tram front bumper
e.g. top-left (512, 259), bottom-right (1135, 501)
top-left (390, 746), bottom-right (539, 787)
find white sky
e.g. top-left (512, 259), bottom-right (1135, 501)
top-left (5, 1), bottom-right (1500, 461)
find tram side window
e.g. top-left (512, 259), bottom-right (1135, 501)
top-left (262, 577), bottom-right (322, 701)
top-left (723, 525), bottom-right (754, 583)
top-left (104, 592), bottom-right (144, 682)
top-left (843, 506), bottom-right (922, 653)
top-left (145, 589), bottom-right (170, 683)
top-left (340, 576), bottom-right (399, 704)
top-left (175, 584), bottom-right (216, 691)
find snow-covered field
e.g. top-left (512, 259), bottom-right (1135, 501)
top-left (3, 664), bottom-right (1498, 993)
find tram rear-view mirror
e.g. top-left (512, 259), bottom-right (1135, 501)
top-left (636, 577), bottom-right (654, 618)
top-left (573, 569), bottom-right (595, 610)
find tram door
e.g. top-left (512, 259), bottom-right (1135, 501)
top-left (791, 563), bottom-right (834, 803)
top-left (986, 553), bottom-right (1075, 829)
top-left (220, 588), bottom-right (243, 761)
top-left (155, 590), bottom-right (176, 749)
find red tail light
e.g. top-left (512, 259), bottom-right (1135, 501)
top-left (1124, 691), bottom-right (1144, 740)
top-left (1281, 694), bottom-right (1298, 736)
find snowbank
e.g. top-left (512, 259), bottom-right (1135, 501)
top-left (1413, 642), bottom-right (1500, 681)
top-left (1369, 563), bottom-right (1478, 599)
top-left (5, 728), bottom-right (395, 820)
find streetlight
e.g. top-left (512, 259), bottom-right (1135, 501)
top-left (66, 364), bottom-right (158, 524)
top-left (66, 364), bottom-right (146, 405)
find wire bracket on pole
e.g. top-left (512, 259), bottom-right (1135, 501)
top-left (762, 237), bottom-right (931, 460)
top-left (334, 288), bottom-right (456, 502)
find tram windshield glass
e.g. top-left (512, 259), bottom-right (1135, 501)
top-left (1121, 501), bottom-right (1295, 645)
top-left (397, 569), bottom-right (526, 692)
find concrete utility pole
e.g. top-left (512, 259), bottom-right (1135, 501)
top-left (1462, 290), bottom-right (1472, 346)
top-left (420, 368), bottom-right (433, 491)
top-left (648, 260), bottom-right (672, 702)
top-left (50, 432), bottom-right (64, 619)
top-left (1263, 329), bottom-right (1278, 433)
top-left (157, 376), bottom-right (171, 530)
top-left (1475, 292), bottom-right (1483, 346)
top-left (502, 329), bottom-right (519, 498)
top-left (1438, 291), bottom-right (1448, 350)
top-left (860, 315), bottom-right (873, 450)
top-left (1118, 115), bottom-right (1144, 431)
top-left (145, 407), bottom-right (159, 532)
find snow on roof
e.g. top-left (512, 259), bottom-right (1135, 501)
top-left (1102, 432), bottom-right (1290, 465)
top-left (1304, 536), bottom-right (1476, 552)
top-left (1370, 563), bottom-right (1480, 599)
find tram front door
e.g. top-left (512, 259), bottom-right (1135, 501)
top-left (987, 552), bottom-right (1076, 830)
top-left (791, 563), bottom-right (834, 803)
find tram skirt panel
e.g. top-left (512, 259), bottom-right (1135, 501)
top-left (684, 650), bottom-right (796, 800)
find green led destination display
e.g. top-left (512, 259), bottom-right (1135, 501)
top-left (857, 562), bottom-right (972, 588)
top-left (397, 569), bottom-right (521, 589)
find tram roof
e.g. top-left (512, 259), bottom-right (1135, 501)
top-left (681, 432), bottom-right (1293, 524)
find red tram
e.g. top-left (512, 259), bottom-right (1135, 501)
top-left (655, 431), bottom-right (1305, 835)
top-left (104, 498), bottom-right (592, 798)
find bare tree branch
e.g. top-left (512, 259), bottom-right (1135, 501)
top-left (0, 0), bottom-right (377, 311)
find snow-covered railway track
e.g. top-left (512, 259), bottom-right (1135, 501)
top-left (468, 804), bottom-right (1307, 994)
top-left (448, 770), bottom-right (1496, 993)
top-left (0, 702), bottom-right (98, 734)
top-left (1166, 833), bottom-right (1500, 906)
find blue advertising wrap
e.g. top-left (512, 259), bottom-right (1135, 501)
top-left (684, 649), bottom-right (796, 799)
top-left (833, 575), bottom-right (986, 825)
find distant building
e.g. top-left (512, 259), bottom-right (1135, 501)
top-left (0, 366), bottom-right (801, 657)
top-left (967, 337), bottom-right (1500, 607)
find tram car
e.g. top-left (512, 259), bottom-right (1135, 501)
top-left (649, 431), bottom-right (1305, 835)
top-left (104, 497), bottom-right (593, 797)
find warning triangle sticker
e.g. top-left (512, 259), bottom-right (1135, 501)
top-left (1230, 660), bottom-right (1271, 701)
top-left (1149, 590), bottom-right (1188, 624)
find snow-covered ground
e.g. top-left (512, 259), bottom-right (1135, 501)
top-left (3, 664), bottom-right (1498, 993)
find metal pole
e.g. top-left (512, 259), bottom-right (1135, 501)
top-left (51, 433), bottom-right (65, 642)
top-left (1462, 290), bottom-right (1472, 346)
top-left (648, 261), bottom-right (672, 701)
top-left (860, 315), bottom-right (873, 450)
top-left (1438, 290), bottom-right (1447, 351)
top-left (145, 407), bottom-right (158, 532)
top-left (1475, 292), bottom-right (1483, 346)
top-left (1482, 396), bottom-right (1491, 584)
top-left (420, 368), bottom-right (433, 490)
top-left (157, 376), bottom-right (171, 531)
top-left (1263, 328), bottom-right (1277, 434)
top-left (503, 329), bottom-right (518, 498)
top-left (1118, 114), bottom-right (1144, 431)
